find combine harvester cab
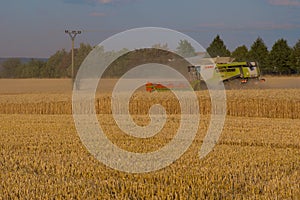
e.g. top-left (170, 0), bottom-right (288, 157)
top-left (216, 61), bottom-right (265, 83)
top-left (217, 61), bottom-right (266, 89)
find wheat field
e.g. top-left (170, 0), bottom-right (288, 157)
top-left (0, 79), bottom-right (299, 199)
top-left (0, 90), bottom-right (299, 119)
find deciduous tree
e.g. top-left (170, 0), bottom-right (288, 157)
top-left (0, 58), bottom-right (22, 78)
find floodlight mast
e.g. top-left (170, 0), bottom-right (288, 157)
top-left (65, 30), bottom-right (82, 88)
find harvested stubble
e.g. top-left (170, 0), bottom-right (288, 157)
top-left (1, 80), bottom-right (300, 198)
top-left (0, 114), bottom-right (299, 199)
top-left (0, 89), bottom-right (300, 118)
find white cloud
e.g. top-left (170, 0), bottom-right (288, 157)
top-left (89, 12), bottom-right (106, 17)
top-left (63, 0), bottom-right (139, 6)
top-left (97, 0), bottom-right (113, 4)
top-left (198, 23), bottom-right (226, 28)
top-left (196, 22), bottom-right (300, 31)
top-left (268, 0), bottom-right (300, 6)
top-left (94, 0), bottom-right (140, 5)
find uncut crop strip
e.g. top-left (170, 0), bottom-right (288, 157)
top-left (0, 90), bottom-right (300, 119)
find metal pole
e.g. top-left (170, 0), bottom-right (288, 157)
top-left (65, 30), bottom-right (81, 88)
top-left (71, 38), bottom-right (74, 81)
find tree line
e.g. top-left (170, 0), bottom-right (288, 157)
top-left (207, 35), bottom-right (300, 75)
top-left (0, 43), bottom-right (93, 78)
top-left (1, 36), bottom-right (299, 78)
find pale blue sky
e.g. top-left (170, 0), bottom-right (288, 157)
top-left (1, 0), bottom-right (300, 57)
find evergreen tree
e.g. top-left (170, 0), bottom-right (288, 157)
top-left (269, 39), bottom-right (292, 75)
top-left (248, 37), bottom-right (269, 74)
top-left (289, 40), bottom-right (300, 74)
top-left (206, 35), bottom-right (231, 57)
top-left (231, 45), bottom-right (248, 61)
top-left (176, 40), bottom-right (196, 57)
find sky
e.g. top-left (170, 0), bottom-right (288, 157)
top-left (0, 0), bottom-right (300, 58)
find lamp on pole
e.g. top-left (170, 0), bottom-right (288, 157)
top-left (65, 30), bottom-right (81, 86)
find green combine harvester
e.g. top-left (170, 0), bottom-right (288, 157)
top-left (146, 57), bottom-right (266, 92)
top-left (187, 57), bottom-right (266, 90)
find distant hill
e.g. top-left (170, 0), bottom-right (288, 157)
top-left (0, 57), bottom-right (48, 71)
top-left (0, 57), bottom-right (48, 64)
